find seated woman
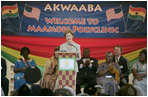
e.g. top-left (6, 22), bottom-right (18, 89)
top-left (132, 49), bottom-right (147, 96)
top-left (41, 46), bottom-right (60, 92)
top-left (96, 52), bottom-right (120, 96)
top-left (13, 47), bottom-right (37, 91)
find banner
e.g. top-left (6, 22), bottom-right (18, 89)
top-left (1, 1), bottom-right (147, 38)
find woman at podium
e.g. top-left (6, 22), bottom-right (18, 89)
top-left (60, 30), bottom-right (81, 60)
top-left (60, 29), bottom-right (81, 77)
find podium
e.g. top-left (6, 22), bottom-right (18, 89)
top-left (55, 52), bottom-right (78, 91)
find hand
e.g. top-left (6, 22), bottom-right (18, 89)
top-left (85, 59), bottom-right (90, 66)
top-left (21, 67), bottom-right (26, 72)
top-left (98, 70), bottom-right (107, 76)
top-left (108, 63), bottom-right (114, 70)
top-left (82, 63), bottom-right (86, 67)
top-left (116, 78), bottom-right (120, 84)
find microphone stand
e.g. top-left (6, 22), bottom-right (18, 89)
top-left (69, 43), bottom-right (79, 59)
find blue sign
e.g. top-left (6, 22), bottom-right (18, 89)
top-left (1, 1), bottom-right (147, 37)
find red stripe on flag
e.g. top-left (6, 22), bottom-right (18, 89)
top-left (2, 3), bottom-right (18, 11)
top-left (129, 5), bottom-right (146, 13)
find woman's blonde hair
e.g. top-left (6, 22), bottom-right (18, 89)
top-left (64, 30), bottom-right (74, 37)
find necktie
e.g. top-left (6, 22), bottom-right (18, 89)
top-left (115, 57), bottom-right (119, 63)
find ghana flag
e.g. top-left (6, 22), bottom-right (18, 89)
top-left (2, 3), bottom-right (19, 20)
top-left (128, 5), bottom-right (146, 22)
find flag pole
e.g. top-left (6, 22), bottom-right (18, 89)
top-left (120, 4), bottom-right (127, 33)
top-left (18, 14), bottom-right (21, 32)
top-left (16, 3), bottom-right (21, 33)
top-left (19, 3), bottom-right (27, 32)
top-left (124, 5), bottom-right (131, 33)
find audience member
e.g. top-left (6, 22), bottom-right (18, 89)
top-left (54, 87), bottom-right (75, 96)
top-left (76, 48), bottom-right (98, 94)
top-left (132, 49), bottom-right (147, 96)
top-left (63, 86), bottom-right (76, 96)
top-left (13, 47), bottom-right (37, 91)
top-left (1, 57), bottom-right (9, 96)
top-left (41, 46), bottom-right (60, 91)
top-left (96, 52), bottom-right (120, 95)
top-left (84, 85), bottom-right (97, 96)
top-left (18, 84), bottom-right (31, 96)
top-left (30, 84), bottom-right (42, 96)
top-left (113, 45), bottom-right (130, 87)
top-left (117, 84), bottom-right (137, 96)
top-left (39, 88), bottom-right (54, 96)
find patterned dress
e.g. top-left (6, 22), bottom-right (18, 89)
top-left (132, 61), bottom-right (147, 96)
top-left (41, 56), bottom-right (59, 91)
top-left (96, 62), bottom-right (120, 95)
top-left (14, 59), bottom-right (37, 91)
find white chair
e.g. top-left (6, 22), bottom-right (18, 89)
top-left (134, 85), bottom-right (144, 96)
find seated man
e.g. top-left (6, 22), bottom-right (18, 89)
top-left (76, 48), bottom-right (98, 94)
top-left (96, 52), bottom-right (120, 96)
top-left (113, 45), bottom-right (130, 87)
top-left (1, 58), bottom-right (9, 96)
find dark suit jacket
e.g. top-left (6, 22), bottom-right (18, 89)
top-left (1, 58), bottom-right (9, 96)
top-left (77, 57), bottom-right (98, 77)
top-left (113, 56), bottom-right (130, 82)
top-left (1, 58), bottom-right (7, 77)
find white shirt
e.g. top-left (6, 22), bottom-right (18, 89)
top-left (115, 56), bottom-right (121, 63)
